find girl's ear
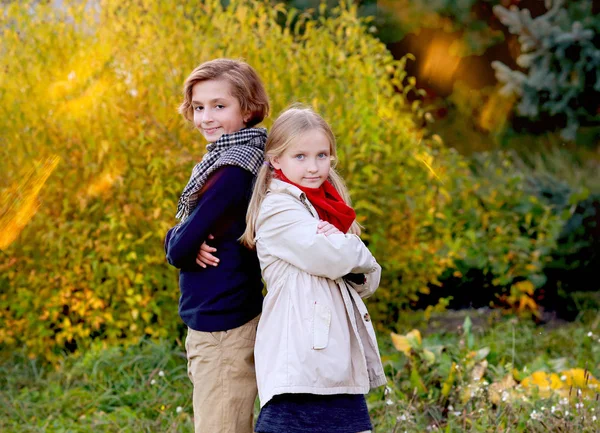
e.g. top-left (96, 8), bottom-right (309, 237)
top-left (271, 156), bottom-right (281, 170)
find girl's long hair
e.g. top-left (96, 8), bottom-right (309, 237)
top-left (241, 105), bottom-right (360, 249)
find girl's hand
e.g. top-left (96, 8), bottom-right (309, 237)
top-left (316, 220), bottom-right (342, 237)
top-left (196, 234), bottom-right (219, 268)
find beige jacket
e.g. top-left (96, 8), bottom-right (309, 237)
top-left (254, 179), bottom-right (387, 408)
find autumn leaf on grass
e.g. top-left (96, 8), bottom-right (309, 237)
top-left (391, 329), bottom-right (422, 356)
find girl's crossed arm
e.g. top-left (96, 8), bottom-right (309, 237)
top-left (257, 194), bottom-right (378, 280)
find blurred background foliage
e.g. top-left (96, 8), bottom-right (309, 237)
top-left (0, 0), bottom-right (598, 362)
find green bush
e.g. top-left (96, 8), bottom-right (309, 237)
top-left (0, 0), bottom-right (566, 361)
top-left (0, 0), bottom-right (444, 361)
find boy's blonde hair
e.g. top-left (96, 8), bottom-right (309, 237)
top-left (241, 105), bottom-right (360, 248)
top-left (179, 58), bottom-right (270, 127)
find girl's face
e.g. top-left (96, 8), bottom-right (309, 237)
top-left (191, 79), bottom-right (249, 142)
top-left (271, 129), bottom-right (332, 188)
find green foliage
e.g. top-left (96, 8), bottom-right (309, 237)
top-left (0, 0), bottom-right (444, 361)
top-left (0, 340), bottom-right (194, 432)
top-left (374, 312), bottom-right (600, 432)
top-left (430, 151), bottom-right (564, 314)
top-left (375, 0), bottom-right (505, 55)
top-left (0, 0), bottom-right (571, 361)
top-left (492, 0), bottom-right (600, 140)
top-left (1, 313), bottom-right (598, 432)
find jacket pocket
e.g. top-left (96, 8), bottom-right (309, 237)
top-left (312, 302), bottom-right (331, 350)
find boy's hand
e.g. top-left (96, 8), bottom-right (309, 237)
top-left (316, 220), bottom-right (342, 236)
top-left (196, 234), bottom-right (220, 268)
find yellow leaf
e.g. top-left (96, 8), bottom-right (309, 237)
top-left (391, 329), bottom-right (422, 356)
top-left (560, 368), bottom-right (599, 388)
top-left (391, 332), bottom-right (411, 356)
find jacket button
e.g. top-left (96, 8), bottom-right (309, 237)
top-left (363, 313), bottom-right (370, 322)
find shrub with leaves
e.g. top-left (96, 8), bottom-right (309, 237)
top-left (373, 315), bottom-right (600, 432)
top-left (0, 0), bottom-right (451, 361)
top-left (0, 0), bottom-right (569, 361)
top-left (492, 0), bottom-right (600, 140)
top-left (374, 0), bottom-right (506, 56)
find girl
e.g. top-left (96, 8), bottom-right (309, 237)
top-left (241, 106), bottom-right (386, 433)
top-left (165, 58), bottom-right (269, 433)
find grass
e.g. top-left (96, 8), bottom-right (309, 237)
top-left (1, 310), bottom-right (599, 432)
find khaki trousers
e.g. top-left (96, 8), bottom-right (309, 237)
top-left (185, 315), bottom-right (260, 433)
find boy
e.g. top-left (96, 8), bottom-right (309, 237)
top-left (165, 58), bottom-right (269, 433)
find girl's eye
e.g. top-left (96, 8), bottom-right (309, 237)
top-left (318, 153), bottom-right (328, 159)
top-left (294, 154), bottom-right (305, 160)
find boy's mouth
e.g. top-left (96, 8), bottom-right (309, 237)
top-left (203, 126), bottom-right (221, 134)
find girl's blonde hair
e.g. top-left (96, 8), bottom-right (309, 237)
top-left (241, 105), bottom-right (360, 248)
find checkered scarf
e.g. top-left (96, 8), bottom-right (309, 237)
top-left (175, 127), bottom-right (267, 221)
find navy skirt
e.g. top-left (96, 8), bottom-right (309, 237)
top-left (255, 393), bottom-right (372, 433)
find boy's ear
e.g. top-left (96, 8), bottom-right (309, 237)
top-left (243, 111), bottom-right (251, 124)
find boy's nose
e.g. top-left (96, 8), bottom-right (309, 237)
top-left (201, 109), bottom-right (213, 123)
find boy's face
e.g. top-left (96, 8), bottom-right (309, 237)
top-left (271, 128), bottom-right (332, 188)
top-left (191, 79), bottom-right (248, 143)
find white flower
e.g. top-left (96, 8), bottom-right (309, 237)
top-left (448, 405), bottom-right (454, 411)
top-left (384, 386), bottom-right (391, 396)
top-left (575, 402), bottom-right (583, 410)
top-left (150, 379), bottom-right (156, 385)
top-left (551, 406), bottom-right (556, 413)
top-left (541, 406), bottom-right (545, 411)
top-left (158, 370), bottom-right (165, 377)
top-left (565, 411), bottom-right (569, 416)
top-left (588, 332), bottom-right (593, 337)
top-left (530, 410), bottom-right (540, 420)
top-left (560, 397), bottom-right (569, 405)
top-left (502, 391), bottom-right (509, 402)
top-left (176, 406), bottom-right (183, 414)
top-left (68, 71), bottom-right (76, 81)
top-left (128, 89), bottom-right (139, 98)
top-left (386, 399), bottom-right (394, 406)
top-left (592, 415), bottom-right (597, 421)
top-left (561, 375), bottom-right (567, 381)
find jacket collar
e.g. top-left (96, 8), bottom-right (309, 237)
top-left (268, 178), bottom-right (318, 217)
top-left (268, 178), bottom-right (305, 199)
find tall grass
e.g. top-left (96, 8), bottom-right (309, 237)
top-left (1, 312), bottom-right (598, 432)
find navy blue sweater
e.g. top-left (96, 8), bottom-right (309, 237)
top-left (165, 165), bottom-right (263, 332)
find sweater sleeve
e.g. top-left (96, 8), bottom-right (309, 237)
top-left (165, 166), bottom-right (253, 269)
top-left (256, 193), bottom-right (378, 280)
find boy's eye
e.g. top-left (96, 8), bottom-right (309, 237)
top-left (194, 106), bottom-right (203, 111)
top-left (216, 104), bottom-right (225, 109)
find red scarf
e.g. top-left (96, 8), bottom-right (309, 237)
top-left (274, 169), bottom-right (356, 233)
